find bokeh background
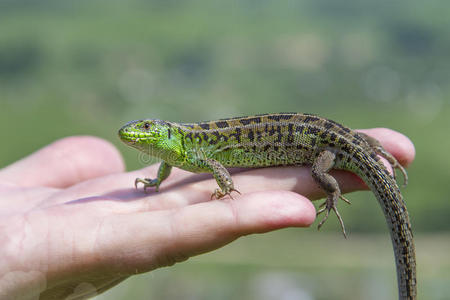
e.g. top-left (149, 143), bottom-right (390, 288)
top-left (1, 0), bottom-right (449, 299)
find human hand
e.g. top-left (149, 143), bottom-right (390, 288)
top-left (0, 128), bottom-right (414, 299)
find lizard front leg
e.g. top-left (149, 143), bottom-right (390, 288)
top-left (312, 149), bottom-right (350, 238)
top-left (135, 161), bottom-right (172, 192)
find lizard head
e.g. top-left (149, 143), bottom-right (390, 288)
top-left (118, 119), bottom-right (173, 156)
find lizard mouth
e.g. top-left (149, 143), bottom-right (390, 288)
top-left (118, 129), bottom-right (149, 144)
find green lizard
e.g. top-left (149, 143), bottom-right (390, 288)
top-left (118, 113), bottom-right (416, 300)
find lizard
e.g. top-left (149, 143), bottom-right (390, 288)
top-left (118, 113), bottom-right (416, 299)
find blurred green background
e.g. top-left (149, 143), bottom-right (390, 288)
top-left (1, 0), bottom-right (449, 299)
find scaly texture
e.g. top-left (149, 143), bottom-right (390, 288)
top-left (118, 113), bottom-right (416, 299)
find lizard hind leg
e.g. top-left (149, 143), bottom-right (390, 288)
top-left (312, 150), bottom-right (348, 238)
top-left (357, 132), bottom-right (408, 187)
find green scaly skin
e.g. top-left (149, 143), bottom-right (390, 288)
top-left (118, 113), bottom-right (416, 300)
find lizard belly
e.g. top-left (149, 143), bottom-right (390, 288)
top-left (213, 144), bottom-right (317, 168)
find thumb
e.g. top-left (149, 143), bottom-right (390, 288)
top-left (0, 136), bottom-right (124, 188)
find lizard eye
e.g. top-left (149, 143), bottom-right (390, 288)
top-left (143, 122), bottom-right (151, 130)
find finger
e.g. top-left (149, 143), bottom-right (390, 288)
top-left (131, 166), bottom-right (361, 208)
top-left (42, 164), bottom-right (208, 206)
top-left (39, 276), bottom-right (127, 299)
top-left (43, 162), bottom-right (329, 209)
top-left (203, 166), bottom-right (363, 201)
top-left (0, 185), bottom-right (59, 212)
top-left (0, 136), bottom-right (125, 188)
top-left (94, 191), bottom-right (316, 274)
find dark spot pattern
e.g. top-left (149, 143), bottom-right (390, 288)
top-left (329, 132), bottom-right (337, 141)
top-left (303, 116), bottom-right (320, 122)
top-left (267, 114), bottom-right (294, 121)
top-left (215, 121), bottom-right (228, 128)
top-left (276, 126), bottom-right (282, 143)
top-left (305, 126), bottom-right (320, 135)
top-left (239, 117), bottom-right (262, 125)
top-left (248, 130), bottom-right (255, 142)
top-left (230, 127), bottom-right (242, 143)
top-left (287, 123), bottom-right (294, 144)
top-left (199, 123), bottom-right (210, 130)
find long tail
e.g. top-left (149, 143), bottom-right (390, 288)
top-left (359, 154), bottom-right (417, 299)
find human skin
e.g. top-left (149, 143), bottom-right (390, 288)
top-left (0, 128), bottom-right (415, 299)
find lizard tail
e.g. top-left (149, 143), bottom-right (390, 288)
top-left (358, 152), bottom-right (417, 300)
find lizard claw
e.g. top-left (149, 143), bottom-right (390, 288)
top-left (134, 178), bottom-right (159, 193)
top-left (397, 164), bottom-right (408, 188)
top-left (340, 195), bottom-right (352, 205)
top-left (228, 188), bottom-right (241, 200)
top-left (134, 178), bottom-right (141, 189)
top-left (317, 194), bottom-right (348, 238)
top-left (211, 188), bottom-right (241, 200)
top-left (317, 206), bottom-right (347, 239)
